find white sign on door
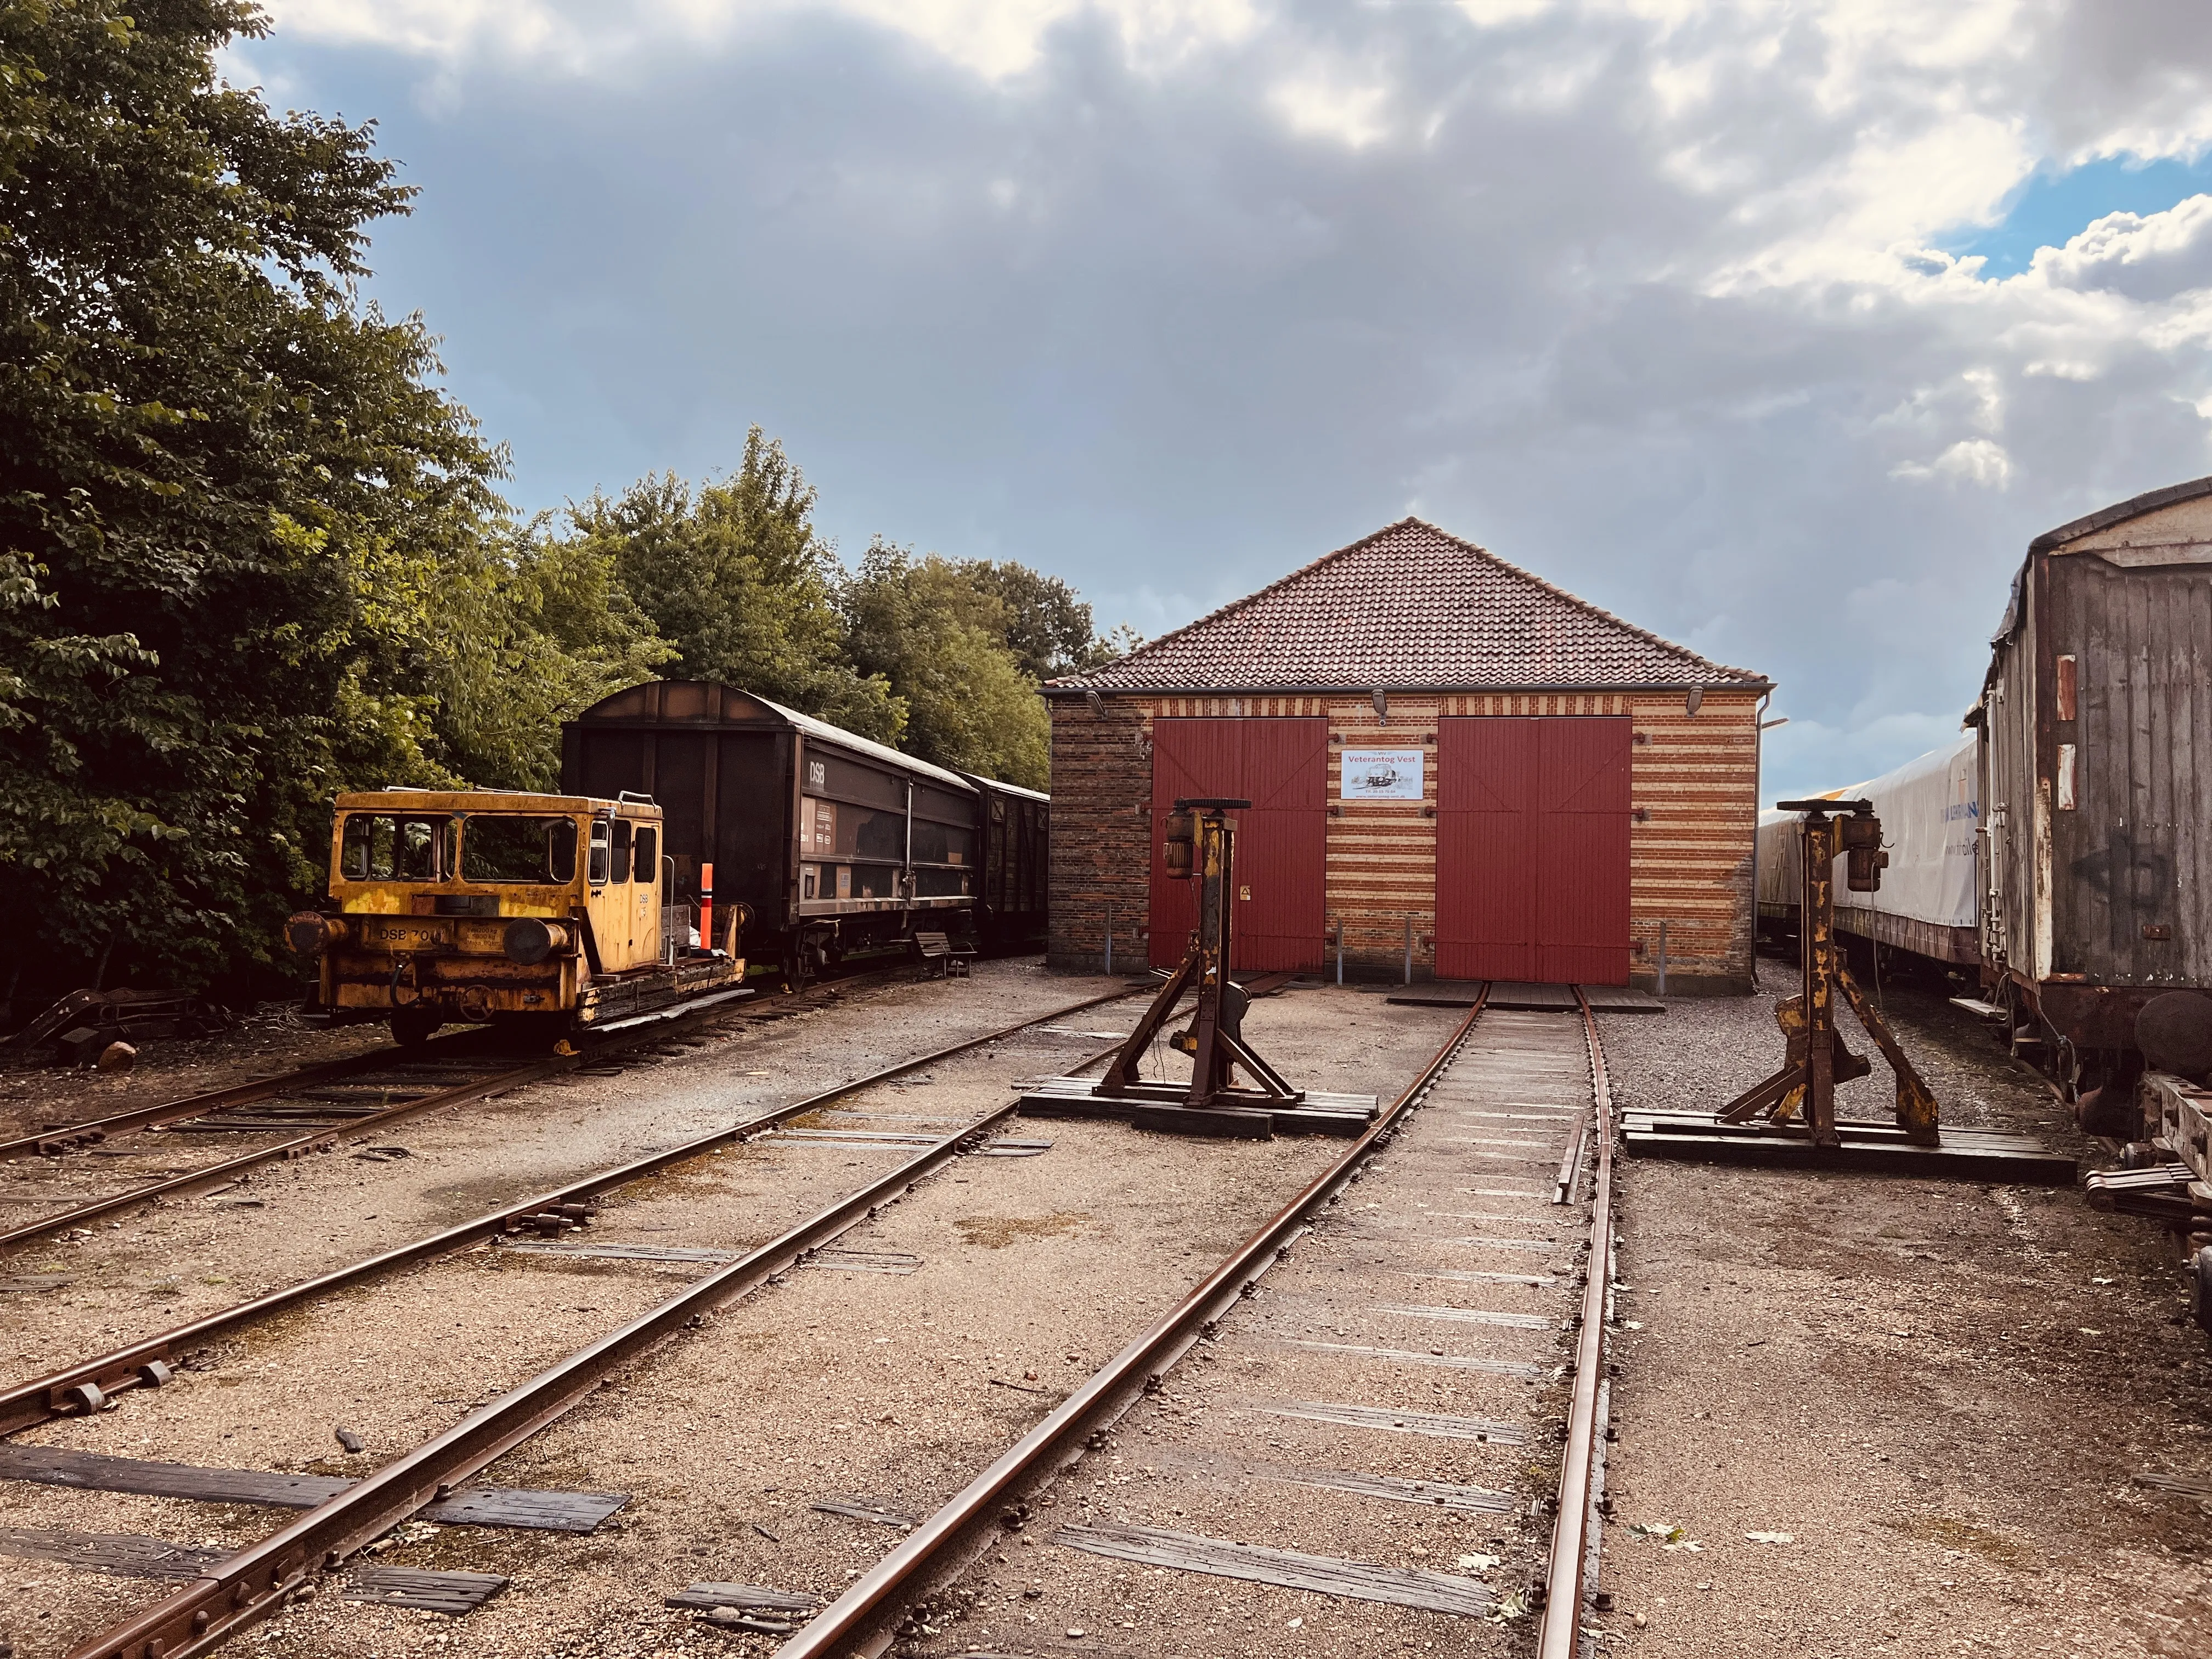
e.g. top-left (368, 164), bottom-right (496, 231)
top-left (1341, 748), bottom-right (1424, 802)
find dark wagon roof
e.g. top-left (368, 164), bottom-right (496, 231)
top-left (569, 681), bottom-right (978, 794)
top-left (1987, 473), bottom-right (2212, 651)
top-left (1049, 518), bottom-right (1768, 696)
top-left (2027, 472), bottom-right (2212, 555)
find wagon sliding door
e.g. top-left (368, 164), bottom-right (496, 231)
top-left (1435, 717), bottom-right (1632, 986)
top-left (1148, 719), bottom-right (1329, 973)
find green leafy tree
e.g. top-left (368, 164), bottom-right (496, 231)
top-left (565, 430), bottom-right (902, 742)
top-left (960, 560), bottom-right (1139, 681)
top-left (839, 540), bottom-right (1051, 789)
top-left (0, 0), bottom-right (523, 1006)
top-left (356, 517), bottom-right (676, 794)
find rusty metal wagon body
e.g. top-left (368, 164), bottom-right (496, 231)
top-left (289, 787), bottom-right (743, 1044)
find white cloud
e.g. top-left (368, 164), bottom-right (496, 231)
top-left (238, 0), bottom-right (2212, 801)
top-left (259, 0), bottom-right (1256, 80)
top-left (1269, 61), bottom-right (1393, 149)
top-left (1893, 438), bottom-right (2015, 489)
top-left (2030, 193), bottom-right (2212, 298)
top-left (1455, 0), bottom-right (1555, 26)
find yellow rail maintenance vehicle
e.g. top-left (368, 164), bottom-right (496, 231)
top-left (285, 788), bottom-right (749, 1046)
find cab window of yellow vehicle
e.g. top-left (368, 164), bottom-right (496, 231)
top-left (588, 820), bottom-right (611, 886)
top-left (461, 816), bottom-right (578, 884)
top-left (633, 826), bottom-right (658, 881)
top-left (341, 815), bottom-right (454, 882)
top-left (610, 819), bottom-right (633, 884)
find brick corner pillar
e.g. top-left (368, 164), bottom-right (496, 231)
top-left (1047, 696), bottom-right (1154, 973)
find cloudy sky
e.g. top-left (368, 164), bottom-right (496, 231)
top-left (236, 1), bottom-right (2212, 800)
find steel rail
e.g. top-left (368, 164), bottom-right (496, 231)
top-left (63, 1103), bottom-right (1027, 1659)
top-left (1535, 989), bottom-right (1618, 1659)
top-left (0, 973), bottom-right (815, 1251)
top-left (0, 955), bottom-right (920, 1177)
top-left (772, 986), bottom-right (1492, 1659)
top-left (0, 986), bottom-right (1140, 1435)
top-left (0, 1052), bottom-right (573, 1254)
top-left (0, 1029), bottom-right (499, 1161)
top-left (0, 955), bottom-right (911, 1166)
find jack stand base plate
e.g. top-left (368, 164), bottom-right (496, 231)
top-left (1018, 1077), bottom-right (1378, 1139)
top-left (1619, 1109), bottom-right (2076, 1182)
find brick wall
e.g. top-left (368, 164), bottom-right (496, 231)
top-left (1046, 698), bottom-right (1154, 972)
top-left (1327, 701), bottom-right (1436, 979)
top-left (1048, 689), bottom-right (1759, 992)
top-left (1625, 690), bottom-right (1759, 995)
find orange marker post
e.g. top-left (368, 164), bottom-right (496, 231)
top-left (699, 862), bottom-right (714, 955)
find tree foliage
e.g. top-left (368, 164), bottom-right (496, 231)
top-left (563, 431), bottom-right (900, 743)
top-left (960, 560), bottom-right (1136, 684)
top-left (841, 541), bottom-right (1052, 789)
top-left (0, 1), bottom-right (658, 1005)
top-left (552, 445), bottom-right (1138, 794)
top-left (0, 3), bottom-right (1129, 1009)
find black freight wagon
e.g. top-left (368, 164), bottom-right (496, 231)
top-left (958, 770), bottom-right (1050, 953)
top-left (561, 681), bottom-right (1048, 981)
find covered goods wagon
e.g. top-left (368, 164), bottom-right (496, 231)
top-left (1756, 733), bottom-right (1979, 968)
top-left (561, 681), bottom-right (1046, 983)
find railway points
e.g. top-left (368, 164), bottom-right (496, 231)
top-left (0, 973), bottom-right (1147, 1440)
top-left (0, 975), bottom-right (1457, 1656)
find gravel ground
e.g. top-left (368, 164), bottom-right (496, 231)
top-left (0, 964), bottom-right (1111, 1383)
top-left (15, 960), bottom-right (2205, 1659)
top-left (0, 963), bottom-right (1147, 1652)
top-left (1595, 956), bottom-right (2212, 1658)
top-left (0, 974), bottom-right (1444, 1659)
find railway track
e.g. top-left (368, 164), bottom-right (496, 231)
top-left (0, 983), bottom-right (1141, 1439)
top-left (777, 986), bottom-right (1617, 1657)
top-left (7, 993), bottom-right (1144, 1657)
top-left (9, 983), bottom-right (1616, 1659)
top-left (0, 965), bottom-right (937, 1255)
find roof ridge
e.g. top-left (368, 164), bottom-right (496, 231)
top-left (1052, 517), bottom-right (1431, 687)
top-left (2027, 472), bottom-right (2212, 554)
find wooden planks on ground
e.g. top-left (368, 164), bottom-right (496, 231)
top-left (811, 1496), bottom-right (918, 1528)
top-left (343, 1568), bottom-right (509, 1614)
top-left (1143, 1450), bottom-right (1516, 1515)
top-left (1618, 1109), bottom-right (2078, 1182)
top-left (666, 1582), bottom-right (824, 1635)
top-left (667, 1582), bottom-right (825, 1613)
top-left (1387, 981), bottom-right (1663, 1014)
top-left (1268, 1338), bottom-right (1543, 1379)
top-left (1018, 1079), bottom-right (1376, 1138)
top-left (0, 1526), bottom-right (509, 1612)
top-left (0, 1444), bottom-right (627, 1532)
top-left (1054, 1522), bottom-right (1494, 1616)
top-left (0, 1525), bottom-right (221, 1579)
top-left (1234, 1398), bottom-right (1523, 1444)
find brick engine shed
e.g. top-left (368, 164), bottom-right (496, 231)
top-left (1045, 519), bottom-right (1774, 993)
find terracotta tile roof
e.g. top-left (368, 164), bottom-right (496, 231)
top-left (1053, 518), bottom-right (1768, 695)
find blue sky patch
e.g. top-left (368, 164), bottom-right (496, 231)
top-left (1944, 152), bottom-right (2212, 276)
